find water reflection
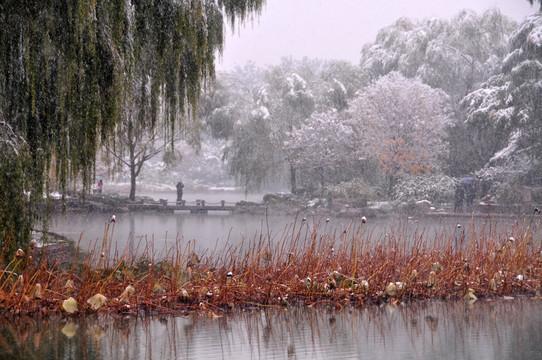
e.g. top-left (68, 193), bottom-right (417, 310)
top-left (3, 299), bottom-right (542, 359)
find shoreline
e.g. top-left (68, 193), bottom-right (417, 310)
top-left (41, 191), bottom-right (531, 220)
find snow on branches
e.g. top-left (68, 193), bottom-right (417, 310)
top-left (348, 72), bottom-right (451, 182)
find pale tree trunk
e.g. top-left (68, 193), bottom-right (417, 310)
top-left (290, 165), bottom-right (297, 194)
top-left (318, 165), bottom-right (325, 194)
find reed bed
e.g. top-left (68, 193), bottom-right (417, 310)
top-left (1, 211), bottom-right (542, 318)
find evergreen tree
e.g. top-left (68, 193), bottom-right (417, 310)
top-left (462, 13), bottom-right (542, 187)
top-left (528, 0), bottom-right (542, 10)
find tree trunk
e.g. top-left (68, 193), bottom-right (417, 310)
top-left (388, 173), bottom-right (395, 197)
top-left (129, 163), bottom-right (136, 201)
top-left (290, 165), bottom-right (297, 194)
top-left (318, 165), bottom-right (325, 191)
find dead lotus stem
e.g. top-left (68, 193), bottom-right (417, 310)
top-left (69, 232), bottom-right (84, 274)
top-left (97, 257), bottom-right (127, 293)
top-left (0, 258), bottom-right (19, 292)
top-left (366, 261), bottom-right (390, 283)
top-left (1, 215), bottom-right (542, 316)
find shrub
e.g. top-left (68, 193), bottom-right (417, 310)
top-left (393, 174), bottom-right (456, 204)
top-left (327, 179), bottom-right (377, 200)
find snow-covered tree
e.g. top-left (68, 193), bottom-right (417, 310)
top-left (225, 105), bottom-right (285, 192)
top-left (230, 61), bottom-right (265, 91)
top-left (348, 72), bottom-right (451, 194)
top-left (107, 109), bottom-right (185, 201)
top-left (528, 0), bottom-right (542, 10)
top-left (223, 59), bottom-right (316, 192)
top-left (359, 9), bottom-right (521, 179)
top-left (461, 13), bottom-right (542, 187)
top-left (311, 60), bottom-right (368, 112)
top-left (201, 72), bottom-right (253, 140)
top-left (422, 10), bottom-right (516, 102)
top-left (360, 9), bottom-right (518, 107)
top-left (361, 17), bottom-right (433, 79)
top-left (212, 60), bottom-right (367, 194)
top-left (475, 153), bottom-right (532, 203)
top-left (283, 110), bottom-right (357, 192)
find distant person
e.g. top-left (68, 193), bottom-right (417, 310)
top-left (97, 179), bottom-right (103, 194)
top-left (176, 181), bottom-right (184, 204)
top-left (454, 184), bottom-right (464, 213)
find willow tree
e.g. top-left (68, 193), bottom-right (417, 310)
top-left (223, 60), bottom-right (316, 193)
top-left (0, 0), bottom-right (265, 253)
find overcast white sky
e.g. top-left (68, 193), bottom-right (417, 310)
top-left (216, 0), bottom-right (538, 71)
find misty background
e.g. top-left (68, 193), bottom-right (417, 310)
top-left (98, 1), bottom-right (541, 212)
top-left (217, 0), bottom-right (535, 71)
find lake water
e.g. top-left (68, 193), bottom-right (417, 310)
top-left (48, 193), bottom-right (536, 260)
top-left (27, 193), bottom-right (542, 359)
top-left (3, 299), bottom-right (542, 359)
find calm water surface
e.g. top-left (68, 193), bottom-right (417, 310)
top-left (2, 299), bottom-right (542, 359)
top-left (48, 200), bottom-right (538, 258)
top-left (32, 194), bottom-right (542, 359)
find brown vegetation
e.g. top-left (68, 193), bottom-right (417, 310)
top-left (1, 211), bottom-right (542, 318)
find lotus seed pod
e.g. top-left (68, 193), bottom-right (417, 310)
top-left (153, 284), bottom-right (165, 293)
top-left (87, 293), bottom-right (107, 310)
top-left (386, 282), bottom-right (398, 297)
top-left (88, 325), bottom-right (106, 341)
top-left (425, 316), bottom-right (439, 332)
top-left (15, 275), bottom-right (24, 292)
top-left (431, 262), bottom-right (443, 273)
top-left (64, 279), bottom-right (74, 291)
top-left (179, 288), bottom-right (189, 299)
top-left (62, 297), bottom-right (78, 314)
top-left (464, 288), bottom-right (477, 303)
top-left (118, 290), bottom-right (130, 304)
top-left (34, 283), bottom-right (42, 299)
